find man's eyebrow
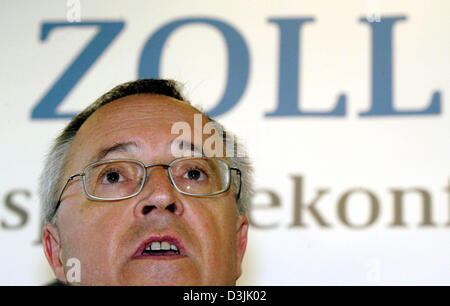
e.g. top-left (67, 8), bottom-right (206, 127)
top-left (91, 141), bottom-right (139, 162)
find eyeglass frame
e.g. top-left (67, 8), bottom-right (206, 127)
top-left (53, 156), bottom-right (242, 216)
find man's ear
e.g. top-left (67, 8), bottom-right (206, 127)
top-left (42, 223), bottom-right (66, 283)
top-left (235, 214), bottom-right (249, 280)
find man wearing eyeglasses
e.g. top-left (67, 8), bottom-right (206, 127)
top-left (40, 79), bottom-right (252, 285)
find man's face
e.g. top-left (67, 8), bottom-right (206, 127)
top-left (43, 94), bottom-right (248, 285)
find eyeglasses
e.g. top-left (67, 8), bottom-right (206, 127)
top-left (53, 157), bottom-right (241, 215)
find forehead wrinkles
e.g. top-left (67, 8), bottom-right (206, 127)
top-left (87, 95), bottom-right (198, 129)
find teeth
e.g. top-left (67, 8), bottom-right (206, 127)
top-left (150, 242), bottom-right (161, 251)
top-left (145, 241), bottom-right (179, 252)
top-left (161, 241), bottom-right (170, 250)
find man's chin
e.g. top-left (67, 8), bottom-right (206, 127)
top-left (117, 276), bottom-right (202, 286)
top-left (118, 259), bottom-right (202, 286)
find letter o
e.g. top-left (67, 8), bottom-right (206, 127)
top-left (139, 18), bottom-right (250, 117)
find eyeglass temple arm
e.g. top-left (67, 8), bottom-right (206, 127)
top-left (230, 168), bottom-right (242, 199)
top-left (53, 174), bottom-right (82, 216)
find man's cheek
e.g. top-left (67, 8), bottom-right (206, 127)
top-left (60, 234), bottom-right (111, 285)
top-left (60, 217), bottom-right (102, 262)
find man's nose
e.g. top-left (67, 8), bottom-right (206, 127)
top-left (133, 166), bottom-right (184, 218)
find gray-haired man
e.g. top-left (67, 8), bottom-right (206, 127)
top-left (41, 79), bottom-right (252, 285)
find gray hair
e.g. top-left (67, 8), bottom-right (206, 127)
top-left (40, 79), bottom-right (253, 224)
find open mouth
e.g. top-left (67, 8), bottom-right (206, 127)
top-left (133, 235), bottom-right (186, 259)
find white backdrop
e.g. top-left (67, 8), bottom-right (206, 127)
top-left (0, 0), bottom-right (449, 285)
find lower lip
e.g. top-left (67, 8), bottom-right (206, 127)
top-left (132, 254), bottom-right (187, 260)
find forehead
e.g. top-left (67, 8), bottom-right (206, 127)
top-left (66, 94), bottom-right (207, 170)
top-left (86, 93), bottom-right (199, 128)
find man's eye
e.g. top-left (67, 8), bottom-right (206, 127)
top-left (183, 169), bottom-right (206, 181)
top-left (103, 171), bottom-right (123, 184)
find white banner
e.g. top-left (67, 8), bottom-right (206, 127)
top-left (0, 0), bottom-right (449, 285)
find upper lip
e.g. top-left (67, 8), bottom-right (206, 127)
top-left (132, 234), bottom-right (186, 258)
